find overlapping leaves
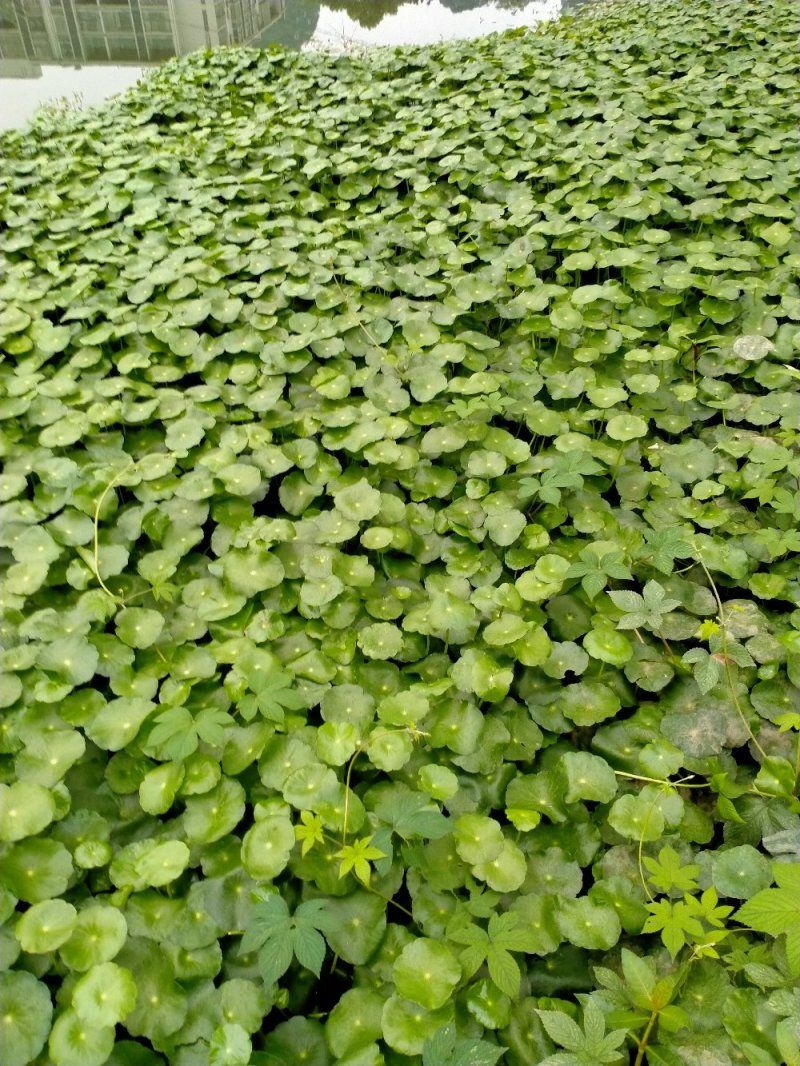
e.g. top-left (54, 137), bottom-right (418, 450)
top-left (1, 0), bottom-right (799, 1064)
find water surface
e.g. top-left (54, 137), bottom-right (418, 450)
top-left (0, 0), bottom-right (587, 130)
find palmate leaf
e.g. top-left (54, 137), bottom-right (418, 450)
top-left (240, 894), bottom-right (291, 953)
top-left (681, 647), bottom-right (723, 694)
top-left (374, 792), bottom-right (451, 840)
top-left (242, 894), bottom-right (334, 987)
top-left (643, 846), bottom-right (700, 894)
top-left (608, 581), bottom-right (681, 630)
top-left (537, 1010), bottom-right (584, 1052)
top-left (291, 923), bottom-right (327, 977)
top-left (257, 933), bottom-right (295, 988)
top-left (520, 452), bottom-right (603, 506)
top-left (239, 667), bottom-right (304, 723)
top-left (423, 1022), bottom-right (505, 1066)
top-left (736, 864), bottom-right (800, 975)
top-left (638, 527), bottom-right (694, 575)
top-left (537, 1004), bottom-right (628, 1065)
top-left (147, 705), bottom-right (234, 759)
top-left (566, 548), bottom-right (632, 600)
top-left (335, 836), bottom-right (387, 886)
top-left (643, 899), bottom-right (704, 957)
top-left (147, 706), bottom-right (198, 760)
top-left (447, 912), bottom-right (536, 998)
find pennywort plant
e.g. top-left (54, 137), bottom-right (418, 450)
top-left (1, 0), bottom-right (799, 1063)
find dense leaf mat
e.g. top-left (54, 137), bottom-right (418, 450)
top-left (1, 0), bottom-right (800, 1063)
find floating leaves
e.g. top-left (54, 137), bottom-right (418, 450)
top-left (0, 0), bottom-right (799, 1063)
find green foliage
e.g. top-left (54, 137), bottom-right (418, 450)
top-left (423, 1022), bottom-right (505, 1066)
top-left (240, 893), bottom-right (333, 986)
top-left (736, 865), bottom-right (800, 975)
top-left (537, 1004), bottom-right (628, 1066)
top-left (448, 913), bottom-right (540, 999)
top-left (1, 0), bottom-right (799, 1063)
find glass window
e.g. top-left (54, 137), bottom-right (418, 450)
top-left (102, 10), bottom-right (134, 31)
top-left (0, 31), bottom-right (27, 58)
top-left (142, 10), bottom-right (171, 32)
top-left (77, 10), bottom-right (103, 30)
top-left (145, 35), bottom-right (175, 59)
top-left (107, 39), bottom-right (141, 60)
top-left (83, 33), bottom-right (110, 59)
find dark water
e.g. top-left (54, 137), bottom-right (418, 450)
top-left (0, 0), bottom-right (588, 130)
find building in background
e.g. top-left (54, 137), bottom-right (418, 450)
top-left (0, 0), bottom-right (285, 65)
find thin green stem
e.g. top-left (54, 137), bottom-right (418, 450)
top-left (615, 771), bottom-right (706, 789)
top-left (695, 552), bottom-right (767, 760)
top-left (341, 725), bottom-right (428, 847)
top-left (637, 795), bottom-right (661, 903)
top-left (92, 461), bottom-right (135, 604)
top-left (634, 1010), bottom-right (658, 1066)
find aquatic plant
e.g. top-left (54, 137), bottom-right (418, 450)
top-left (1, 1), bottom-right (799, 1063)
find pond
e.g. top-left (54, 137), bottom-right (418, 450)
top-left (0, 0), bottom-right (589, 130)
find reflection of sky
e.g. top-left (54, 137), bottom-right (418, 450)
top-left (0, 0), bottom-right (570, 131)
top-left (0, 65), bottom-right (146, 131)
top-left (310, 0), bottom-right (561, 48)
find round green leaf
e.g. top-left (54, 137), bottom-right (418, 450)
top-left (48, 1009), bottom-right (115, 1066)
top-left (451, 649), bottom-right (513, 703)
top-left (139, 762), bottom-right (185, 816)
top-left (184, 778), bottom-right (246, 845)
top-left (59, 905), bottom-right (128, 971)
top-left (222, 548), bottom-right (284, 594)
top-left (357, 622), bottom-right (404, 660)
top-left (465, 978), bottom-right (512, 1029)
top-left (219, 463), bottom-right (261, 495)
top-left (712, 845), bottom-right (773, 899)
top-left (472, 838), bottom-right (527, 892)
top-left (608, 794), bottom-right (666, 841)
top-left (110, 839), bottom-right (190, 890)
top-left (559, 681), bottom-right (621, 726)
top-left (556, 897), bottom-right (621, 950)
top-left (0, 781), bottom-right (56, 842)
top-left (0, 971), bottom-right (53, 1066)
top-left (1, 839), bottom-right (73, 903)
top-left (15, 898), bottom-right (77, 954)
top-left (393, 938), bottom-right (461, 1009)
top-left (240, 814), bottom-right (294, 880)
top-left (560, 752), bottom-right (618, 805)
top-left (326, 988), bottom-right (384, 1058)
top-left (732, 335), bottom-right (775, 361)
top-left (333, 480), bottom-right (382, 521)
top-left (418, 764), bottom-right (460, 801)
top-left (323, 892), bottom-right (386, 965)
top-left (583, 627), bottom-right (632, 666)
top-left (381, 995), bottom-right (453, 1055)
top-left (454, 814), bottom-right (504, 865)
top-left (115, 607), bottom-right (164, 649)
top-left (84, 697), bottom-right (155, 751)
top-left (209, 1023), bottom-right (252, 1066)
top-left (606, 414), bottom-right (648, 440)
top-left (73, 962), bottom-right (137, 1026)
top-left (219, 979), bottom-right (269, 1034)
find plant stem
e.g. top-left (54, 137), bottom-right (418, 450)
top-left (615, 771), bottom-right (706, 789)
top-left (637, 795), bottom-right (661, 902)
top-left (634, 1009), bottom-right (658, 1066)
top-left (93, 461), bottom-right (135, 604)
top-left (695, 552), bottom-right (767, 760)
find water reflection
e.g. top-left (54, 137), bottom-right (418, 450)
top-left (0, 0), bottom-right (584, 128)
top-left (0, 0), bottom-right (286, 66)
